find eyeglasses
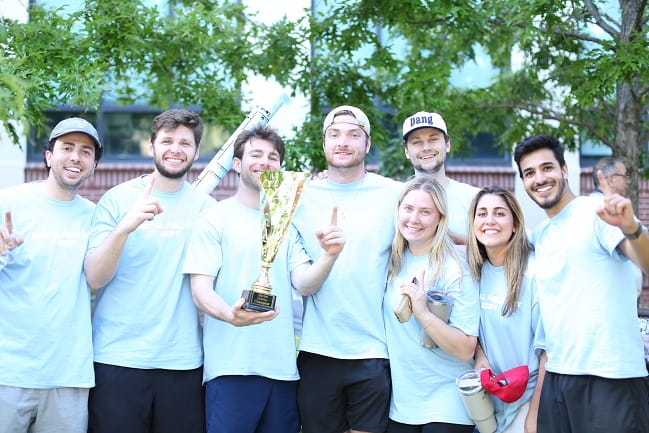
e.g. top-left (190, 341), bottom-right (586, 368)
top-left (609, 173), bottom-right (631, 180)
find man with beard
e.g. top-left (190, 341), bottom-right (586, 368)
top-left (183, 125), bottom-right (345, 433)
top-left (84, 109), bottom-right (214, 433)
top-left (402, 112), bottom-right (479, 244)
top-left (514, 134), bottom-right (649, 433)
top-left (0, 118), bottom-right (102, 432)
top-left (291, 106), bottom-right (402, 433)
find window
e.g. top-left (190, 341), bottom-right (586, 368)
top-left (28, 108), bottom-right (159, 162)
top-left (28, 108), bottom-right (230, 162)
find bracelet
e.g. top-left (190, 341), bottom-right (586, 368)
top-left (624, 222), bottom-right (645, 240)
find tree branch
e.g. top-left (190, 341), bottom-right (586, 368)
top-left (481, 101), bottom-right (613, 147)
top-left (596, 95), bottom-right (617, 120)
top-left (585, 105), bottom-right (615, 124)
top-left (583, 0), bottom-right (620, 38)
top-left (486, 17), bottom-right (607, 46)
top-left (642, 99), bottom-right (649, 115)
top-left (638, 84), bottom-right (649, 99)
top-left (640, 131), bottom-right (649, 147)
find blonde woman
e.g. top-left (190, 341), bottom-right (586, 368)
top-left (383, 176), bottom-right (479, 433)
top-left (467, 186), bottom-right (544, 433)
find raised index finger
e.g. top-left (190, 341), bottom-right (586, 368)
top-left (5, 211), bottom-right (13, 234)
top-left (142, 174), bottom-right (155, 198)
top-left (596, 169), bottom-right (612, 196)
top-left (330, 206), bottom-right (338, 226)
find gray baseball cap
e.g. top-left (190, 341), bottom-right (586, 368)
top-left (49, 117), bottom-right (102, 149)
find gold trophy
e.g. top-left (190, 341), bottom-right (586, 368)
top-left (242, 170), bottom-right (310, 312)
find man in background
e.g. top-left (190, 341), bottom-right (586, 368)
top-left (591, 156), bottom-right (630, 197)
top-left (402, 111), bottom-right (479, 243)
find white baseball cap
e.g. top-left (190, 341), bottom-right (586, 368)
top-left (323, 105), bottom-right (370, 136)
top-left (402, 112), bottom-right (447, 140)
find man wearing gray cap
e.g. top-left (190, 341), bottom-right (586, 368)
top-left (402, 112), bottom-right (479, 244)
top-left (0, 117), bottom-right (102, 432)
top-left (291, 105), bottom-right (402, 433)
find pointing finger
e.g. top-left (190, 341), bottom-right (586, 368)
top-left (596, 169), bottom-right (612, 196)
top-left (5, 211), bottom-right (13, 234)
top-left (331, 206), bottom-right (338, 226)
top-left (143, 174), bottom-right (155, 198)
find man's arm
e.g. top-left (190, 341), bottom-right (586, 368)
top-left (190, 274), bottom-right (278, 326)
top-left (619, 226), bottom-right (649, 274)
top-left (291, 207), bottom-right (345, 296)
top-left (449, 231), bottom-right (468, 246)
top-left (595, 170), bottom-right (649, 273)
top-left (525, 350), bottom-right (547, 433)
top-left (84, 176), bottom-right (163, 289)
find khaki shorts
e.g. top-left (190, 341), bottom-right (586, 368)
top-left (0, 385), bottom-right (88, 433)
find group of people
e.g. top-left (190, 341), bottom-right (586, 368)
top-left (0, 105), bottom-right (647, 433)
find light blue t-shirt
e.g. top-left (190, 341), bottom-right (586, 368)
top-left (88, 176), bottom-right (215, 369)
top-left (530, 196), bottom-right (647, 378)
top-left (0, 182), bottom-right (94, 388)
top-left (383, 251), bottom-right (480, 425)
top-left (291, 173), bottom-right (402, 359)
top-left (446, 179), bottom-right (479, 238)
top-left (479, 256), bottom-right (541, 433)
top-left (182, 197), bottom-right (310, 383)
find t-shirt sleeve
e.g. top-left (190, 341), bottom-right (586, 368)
top-left (86, 193), bottom-right (121, 256)
top-left (287, 225), bottom-right (311, 273)
top-left (182, 207), bottom-right (223, 277)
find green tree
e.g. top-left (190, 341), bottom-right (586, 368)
top-left (0, 0), bottom-right (302, 146)
top-left (284, 0), bottom-right (648, 207)
top-left (3, 1), bottom-right (648, 208)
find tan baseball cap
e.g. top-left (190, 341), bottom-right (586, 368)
top-left (322, 105), bottom-right (370, 136)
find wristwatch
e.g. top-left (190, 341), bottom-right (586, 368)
top-left (624, 222), bottom-right (645, 240)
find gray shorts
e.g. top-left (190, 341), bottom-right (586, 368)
top-left (0, 385), bottom-right (89, 433)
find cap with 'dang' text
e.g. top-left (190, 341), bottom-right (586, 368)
top-left (402, 111), bottom-right (447, 140)
top-left (322, 105), bottom-right (371, 137)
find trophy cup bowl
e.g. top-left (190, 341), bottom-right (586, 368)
top-left (242, 171), bottom-right (309, 312)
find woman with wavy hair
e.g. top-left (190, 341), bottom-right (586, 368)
top-left (383, 176), bottom-right (480, 433)
top-left (467, 186), bottom-right (544, 433)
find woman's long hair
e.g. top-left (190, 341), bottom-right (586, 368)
top-left (388, 176), bottom-right (460, 287)
top-left (467, 186), bottom-right (532, 316)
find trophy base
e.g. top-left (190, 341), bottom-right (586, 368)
top-left (241, 289), bottom-right (276, 313)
